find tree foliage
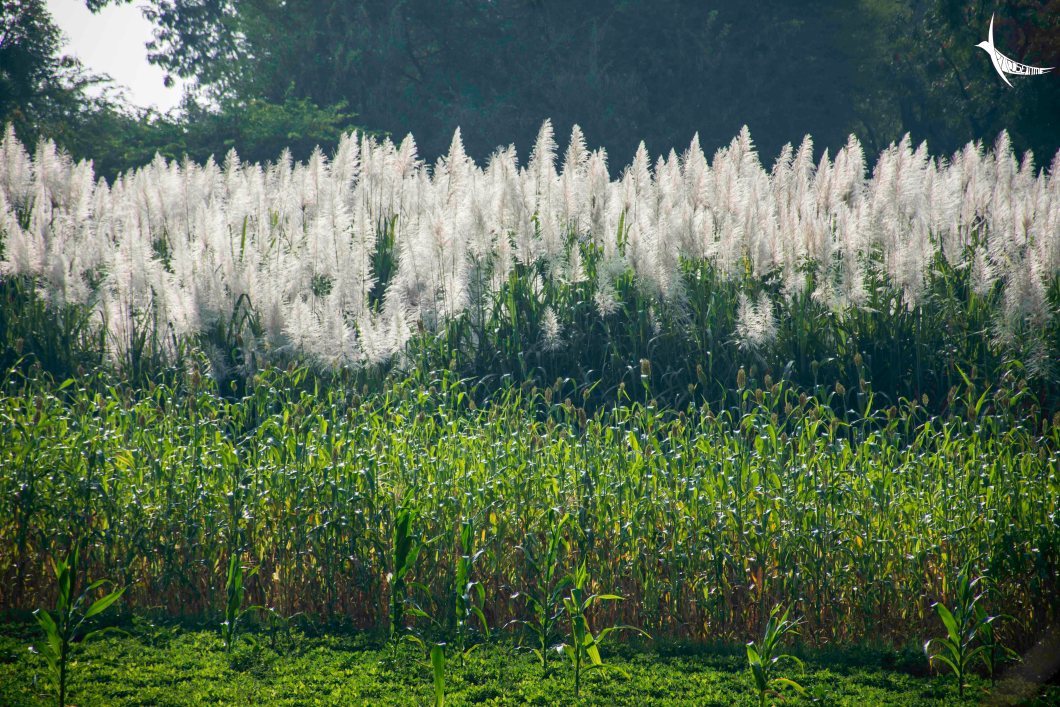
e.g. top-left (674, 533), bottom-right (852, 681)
top-left (1, 0), bottom-right (359, 182)
top-left (5, 2), bottom-right (1058, 178)
top-left (90, 0), bottom-right (1060, 166)
top-left (0, 0), bottom-right (98, 147)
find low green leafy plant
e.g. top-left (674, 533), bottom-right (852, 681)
top-left (746, 605), bottom-right (805, 707)
top-left (32, 547), bottom-right (125, 707)
top-left (557, 561), bottom-right (649, 699)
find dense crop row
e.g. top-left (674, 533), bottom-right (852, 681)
top-left (1, 124), bottom-right (1058, 410)
top-left (2, 367), bottom-right (1056, 648)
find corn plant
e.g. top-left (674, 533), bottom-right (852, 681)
top-left (32, 548), bottom-right (124, 707)
top-left (514, 510), bottom-right (570, 674)
top-left (924, 566), bottom-right (994, 697)
top-left (403, 594), bottom-right (448, 707)
top-left (746, 605), bottom-right (805, 707)
top-left (390, 505), bottom-right (423, 641)
top-left (557, 561), bottom-right (649, 699)
top-left (429, 643), bottom-right (445, 707)
top-left (222, 554), bottom-right (261, 652)
top-left (974, 604), bottom-right (1020, 685)
top-left (453, 519), bottom-right (489, 663)
top-left (263, 606), bottom-right (302, 652)
top-left (405, 635), bottom-right (447, 707)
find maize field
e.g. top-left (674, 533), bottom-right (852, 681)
top-left (1, 121), bottom-right (1058, 656)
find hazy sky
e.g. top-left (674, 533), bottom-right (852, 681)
top-left (46, 0), bottom-right (185, 112)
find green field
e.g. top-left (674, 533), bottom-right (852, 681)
top-left (2, 123), bottom-right (1059, 704)
top-left (2, 621), bottom-right (1058, 706)
top-left (1, 368), bottom-right (1058, 704)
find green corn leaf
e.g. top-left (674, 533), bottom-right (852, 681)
top-left (771, 677), bottom-right (806, 694)
top-left (749, 662), bottom-right (767, 691)
top-left (430, 644), bottom-right (446, 707)
top-left (934, 603), bottom-right (959, 642)
top-left (82, 579), bottom-right (108, 594)
top-left (773, 653), bottom-right (804, 671)
top-left (930, 653), bottom-right (960, 675)
top-left (83, 588), bottom-right (124, 620)
top-left (471, 606), bottom-right (490, 637)
top-left (33, 609), bottom-right (61, 658)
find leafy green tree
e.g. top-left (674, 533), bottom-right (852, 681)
top-left (56, 1), bottom-right (1060, 172)
top-left (0, 0), bottom-right (88, 146)
top-left (848, 1), bottom-right (1059, 160)
top-left (0, 0), bottom-right (163, 180)
top-left (99, 1), bottom-right (887, 162)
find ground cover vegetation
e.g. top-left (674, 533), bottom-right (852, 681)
top-left (1, 101), bottom-right (1058, 704)
top-left (4, 620), bottom-right (1058, 706)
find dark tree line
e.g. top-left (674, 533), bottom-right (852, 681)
top-left (4, 0), bottom-right (1059, 179)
